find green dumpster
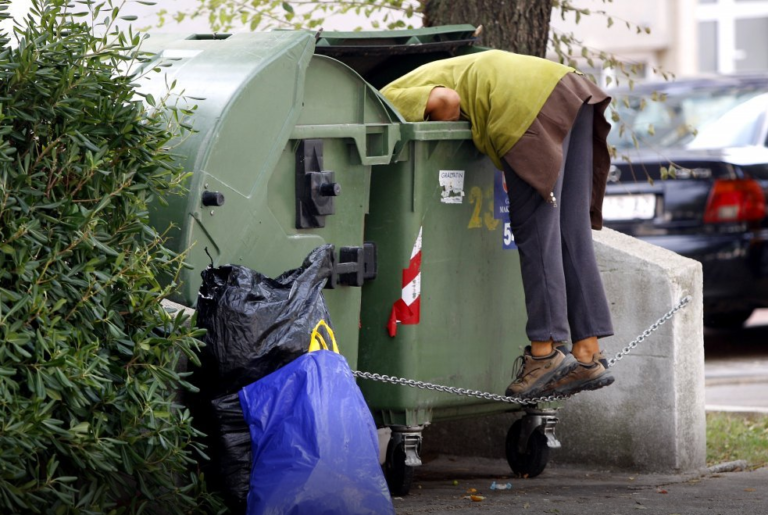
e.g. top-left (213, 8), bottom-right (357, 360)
top-left (141, 26), bottom-right (563, 497)
top-left (139, 31), bottom-right (401, 369)
top-left (320, 26), bottom-right (562, 494)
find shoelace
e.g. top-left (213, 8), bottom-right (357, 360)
top-left (509, 354), bottom-right (526, 383)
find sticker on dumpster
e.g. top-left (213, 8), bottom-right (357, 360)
top-left (388, 227), bottom-right (422, 338)
top-left (495, 171), bottom-right (518, 250)
top-left (439, 170), bottom-right (465, 204)
top-left (494, 170), bottom-right (511, 221)
top-left (503, 222), bottom-right (518, 250)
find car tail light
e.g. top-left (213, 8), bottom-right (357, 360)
top-left (704, 179), bottom-right (766, 223)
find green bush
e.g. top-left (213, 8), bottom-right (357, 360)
top-left (0, 1), bottom-right (222, 513)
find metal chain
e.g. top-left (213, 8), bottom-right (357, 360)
top-left (353, 295), bottom-right (692, 406)
top-left (352, 370), bottom-right (567, 406)
top-left (606, 294), bottom-right (692, 367)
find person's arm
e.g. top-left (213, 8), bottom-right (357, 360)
top-left (425, 87), bottom-right (461, 121)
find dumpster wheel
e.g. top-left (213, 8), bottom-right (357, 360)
top-left (384, 427), bottom-right (422, 496)
top-left (505, 419), bottom-right (550, 478)
top-left (385, 440), bottom-right (414, 496)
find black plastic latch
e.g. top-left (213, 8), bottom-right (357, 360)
top-left (325, 242), bottom-right (378, 289)
top-left (296, 139), bottom-right (341, 229)
top-left (202, 191), bottom-right (225, 207)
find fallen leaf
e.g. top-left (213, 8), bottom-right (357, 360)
top-left (657, 489), bottom-right (668, 494)
top-left (628, 476), bottom-right (636, 481)
top-left (523, 502), bottom-right (530, 509)
top-left (452, 480), bottom-right (459, 486)
top-left (745, 488), bottom-right (756, 492)
top-left (635, 506), bottom-right (647, 510)
top-left (466, 488), bottom-right (477, 494)
top-left (470, 495), bottom-right (485, 502)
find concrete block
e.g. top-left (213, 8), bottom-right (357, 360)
top-left (553, 227), bottom-right (705, 472)
top-left (423, 228), bottom-right (706, 473)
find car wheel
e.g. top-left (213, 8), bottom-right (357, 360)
top-left (703, 309), bottom-right (754, 329)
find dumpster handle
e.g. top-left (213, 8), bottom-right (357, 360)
top-left (354, 295), bottom-right (693, 406)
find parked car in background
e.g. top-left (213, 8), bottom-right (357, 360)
top-left (604, 75), bottom-right (768, 328)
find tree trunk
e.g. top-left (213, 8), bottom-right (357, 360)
top-left (421, 0), bottom-right (553, 57)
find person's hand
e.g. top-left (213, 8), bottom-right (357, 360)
top-left (425, 87), bottom-right (461, 121)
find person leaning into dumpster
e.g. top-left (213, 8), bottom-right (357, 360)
top-left (381, 49), bottom-right (615, 399)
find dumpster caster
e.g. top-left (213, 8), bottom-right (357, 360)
top-left (385, 426), bottom-right (422, 496)
top-left (505, 409), bottom-right (560, 478)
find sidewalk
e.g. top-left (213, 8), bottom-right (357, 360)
top-left (395, 455), bottom-right (767, 514)
top-left (705, 309), bottom-right (768, 414)
top-left (706, 357), bottom-right (768, 414)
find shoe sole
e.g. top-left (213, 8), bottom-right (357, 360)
top-left (506, 355), bottom-right (580, 399)
top-left (550, 371), bottom-right (615, 397)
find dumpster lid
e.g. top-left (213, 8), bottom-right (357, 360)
top-left (313, 25), bottom-right (482, 88)
top-left (314, 25), bottom-right (478, 55)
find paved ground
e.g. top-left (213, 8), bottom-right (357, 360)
top-left (395, 456), bottom-right (768, 514)
top-left (393, 310), bottom-right (768, 514)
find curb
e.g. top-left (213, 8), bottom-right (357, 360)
top-left (705, 405), bottom-right (768, 415)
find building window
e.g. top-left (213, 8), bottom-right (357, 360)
top-left (698, 21), bottom-right (718, 73)
top-left (734, 17), bottom-right (768, 71)
top-left (698, 0), bottom-right (768, 73)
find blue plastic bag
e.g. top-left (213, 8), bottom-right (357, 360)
top-left (238, 348), bottom-right (395, 515)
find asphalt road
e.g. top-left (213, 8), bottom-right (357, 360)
top-left (705, 308), bottom-right (768, 412)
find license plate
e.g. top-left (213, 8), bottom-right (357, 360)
top-left (602, 194), bottom-right (657, 221)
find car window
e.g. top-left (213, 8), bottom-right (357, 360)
top-left (608, 87), bottom-right (766, 150)
top-left (740, 163), bottom-right (768, 179)
top-left (688, 93), bottom-right (768, 148)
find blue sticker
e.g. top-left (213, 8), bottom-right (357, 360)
top-left (495, 171), bottom-right (517, 250)
top-left (494, 170), bottom-right (510, 222)
top-left (503, 222), bottom-right (518, 250)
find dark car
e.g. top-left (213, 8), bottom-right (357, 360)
top-left (604, 76), bottom-right (768, 328)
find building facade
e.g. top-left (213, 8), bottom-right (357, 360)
top-left (551, 0), bottom-right (768, 81)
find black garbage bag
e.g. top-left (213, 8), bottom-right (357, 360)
top-left (189, 244), bottom-right (335, 513)
top-left (195, 244), bottom-right (334, 397)
top-left (209, 392), bottom-right (252, 515)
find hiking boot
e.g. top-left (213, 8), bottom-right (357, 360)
top-left (505, 346), bottom-right (579, 399)
top-left (541, 351), bottom-right (615, 397)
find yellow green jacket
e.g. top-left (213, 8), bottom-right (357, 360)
top-left (381, 50), bottom-right (573, 170)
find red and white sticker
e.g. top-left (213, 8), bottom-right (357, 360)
top-left (387, 227), bottom-right (422, 337)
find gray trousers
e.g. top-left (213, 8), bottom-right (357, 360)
top-left (503, 104), bottom-right (614, 343)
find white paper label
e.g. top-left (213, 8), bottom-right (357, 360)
top-left (439, 170), bottom-right (465, 204)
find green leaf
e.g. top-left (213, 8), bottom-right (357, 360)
top-left (46, 388), bottom-right (62, 401)
top-left (282, 2), bottom-right (294, 14)
top-left (71, 422), bottom-right (90, 434)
